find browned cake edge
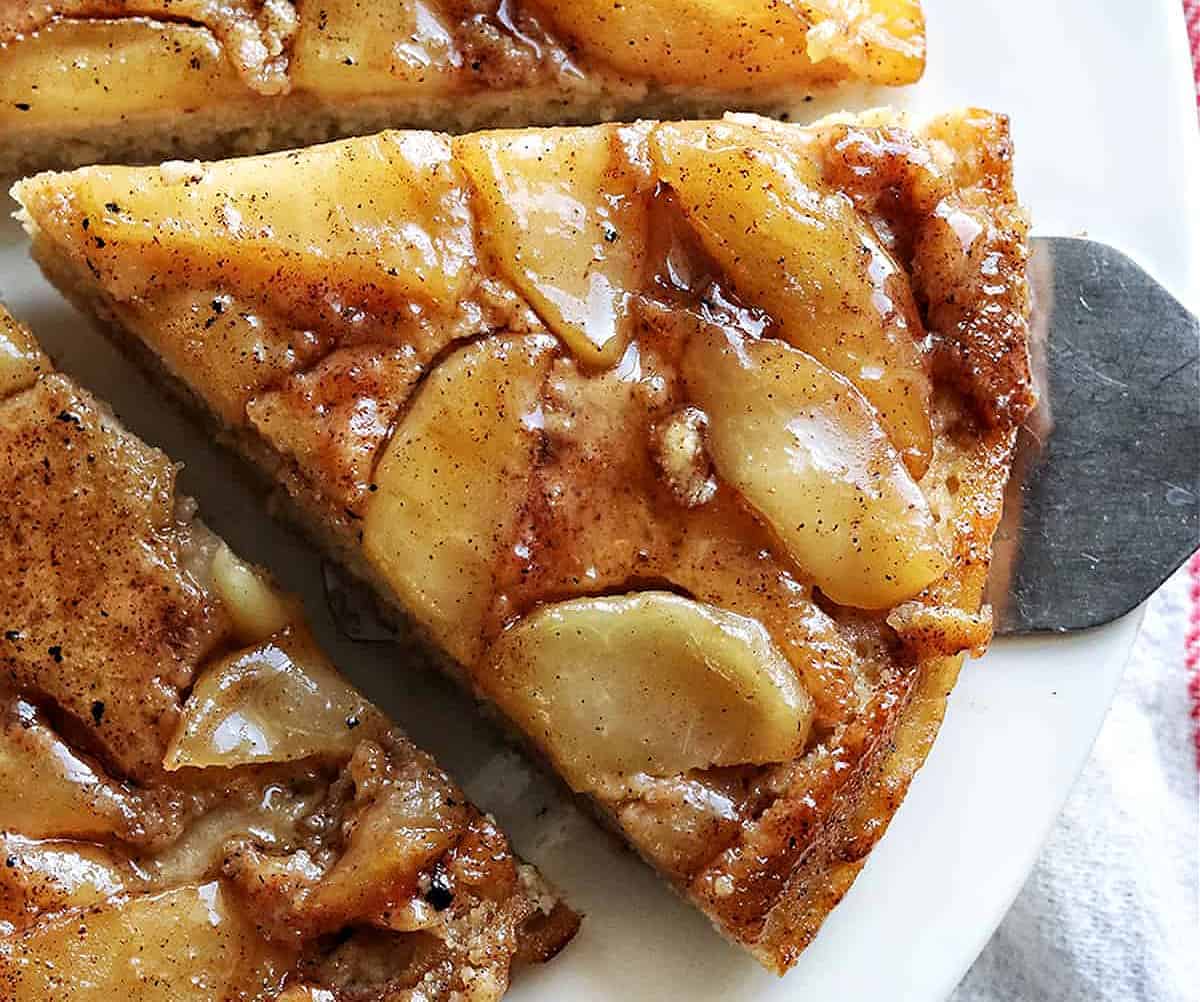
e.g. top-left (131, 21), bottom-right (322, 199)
top-left (22, 219), bottom-right (1017, 973)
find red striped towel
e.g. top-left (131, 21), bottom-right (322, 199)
top-left (1185, 2), bottom-right (1200, 768)
top-left (1189, 554), bottom-right (1200, 768)
top-left (1188, 1), bottom-right (1200, 109)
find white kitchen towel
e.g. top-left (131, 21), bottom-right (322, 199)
top-left (951, 563), bottom-right (1199, 1001)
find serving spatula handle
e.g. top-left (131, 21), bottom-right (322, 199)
top-left (989, 237), bottom-right (1200, 636)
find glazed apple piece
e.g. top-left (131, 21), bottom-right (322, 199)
top-left (530, 0), bottom-right (925, 88)
top-left (164, 549), bottom-right (379, 777)
top-left (208, 544), bottom-right (303, 644)
top-left (363, 334), bottom-right (557, 664)
top-left (0, 835), bottom-right (135, 934)
top-left (0, 1), bottom-right (296, 93)
top-left (801, 0), bottom-right (926, 81)
top-left (480, 591), bottom-right (814, 792)
top-left (14, 131), bottom-right (476, 308)
top-left (163, 627), bottom-right (387, 771)
top-left (0, 698), bottom-right (146, 842)
top-left (651, 120), bottom-right (934, 476)
top-left (0, 311), bottom-right (47, 398)
top-left (455, 126), bottom-right (646, 368)
top-left (0, 17), bottom-right (245, 130)
top-left (683, 322), bottom-right (946, 609)
top-left (300, 743), bottom-right (473, 925)
top-left (291, 0), bottom-right (460, 97)
top-left (2, 882), bottom-right (291, 1000)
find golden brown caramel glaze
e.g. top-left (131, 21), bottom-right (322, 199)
top-left (15, 109), bottom-right (1031, 972)
top-left (0, 1), bottom-right (925, 176)
top-left (246, 345), bottom-right (425, 511)
top-left (0, 308), bottom-right (49, 397)
top-left (0, 308), bottom-right (575, 999)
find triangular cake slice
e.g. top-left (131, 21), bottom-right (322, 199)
top-left (0, 1), bottom-right (924, 176)
top-left (0, 305), bottom-right (576, 999)
top-left (15, 110), bottom-right (1035, 972)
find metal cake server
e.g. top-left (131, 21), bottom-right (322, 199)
top-left (988, 237), bottom-right (1200, 635)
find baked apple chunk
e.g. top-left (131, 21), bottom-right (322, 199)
top-left (0, 1), bottom-right (925, 176)
top-left (15, 108), bottom-right (1035, 972)
top-left (0, 307), bottom-right (576, 999)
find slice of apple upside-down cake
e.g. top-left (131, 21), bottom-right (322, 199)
top-left (0, 0), bottom-right (925, 177)
top-left (14, 108), bottom-right (1035, 972)
top-left (0, 306), bottom-right (576, 1001)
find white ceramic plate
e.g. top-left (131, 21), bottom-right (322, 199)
top-left (1, 2), bottom-right (1196, 999)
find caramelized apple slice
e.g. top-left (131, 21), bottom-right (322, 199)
top-left (531, 0), bottom-right (924, 88)
top-left (15, 131), bottom-right (475, 308)
top-left (0, 312), bottom-right (47, 400)
top-left (0, 698), bottom-right (143, 841)
top-left (684, 323), bottom-right (946, 609)
top-left (363, 335), bottom-right (556, 664)
top-left (0, 18), bottom-right (243, 130)
top-left (455, 126), bottom-right (644, 367)
top-left (164, 627), bottom-right (384, 771)
top-left (209, 544), bottom-right (303, 645)
top-left (0, 836), bottom-right (132, 932)
top-left (292, 0), bottom-right (460, 96)
top-left (651, 120), bottom-right (934, 476)
top-left (481, 592), bottom-right (813, 792)
top-left (304, 743), bottom-right (470, 924)
top-left (0, 882), bottom-right (292, 998)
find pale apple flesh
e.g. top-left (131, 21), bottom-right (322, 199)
top-left (2, 882), bottom-right (293, 999)
top-left (0, 310), bottom-right (47, 399)
top-left (209, 543), bottom-right (303, 644)
top-left (0, 697), bottom-right (147, 842)
top-left (649, 120), bottom-right (935, 478)
top-left (14, 131), bottom-right (477, 309)
top-left (481, 592), bottom-right (814, 793)
top-left (362, 334), bottom-right (558, 666)
top-left (0, 18), bottom-right (245, 131)
top-left (683, 322), bottom-right (947, 609)
top-left (163, 627), bottom-right (386, 771)
top-left (291, 0), bottom-right (461, 97)
top-left (455, 125), bottom-right (646, 368)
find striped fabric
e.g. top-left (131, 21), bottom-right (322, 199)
top-left (1185, 3), bottom-right (1200, 769)
top-left (1189, 0), bottom-right (1200, 109)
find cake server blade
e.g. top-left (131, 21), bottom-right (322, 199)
top-left (989, 237), bottom-right (1199, 635)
